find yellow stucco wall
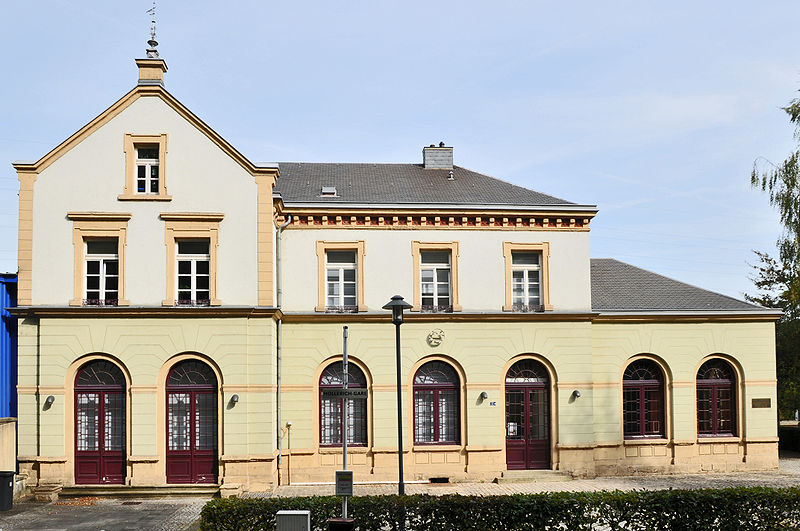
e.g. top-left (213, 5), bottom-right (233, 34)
top-left (17, 316), bottom-right (276, 489)
top-left (278, 318), bottom-right (777, 481)
top-left (17, 315), bottom-right (777, 489)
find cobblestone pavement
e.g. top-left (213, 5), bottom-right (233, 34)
top-left (0, 497), bottom-right (207, 531)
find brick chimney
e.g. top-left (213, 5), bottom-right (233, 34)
top-left (423, 142), bottom-right (453, 170)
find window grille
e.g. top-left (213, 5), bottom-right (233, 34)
top-left (413, 361), bottom-right (460, 444)
top-left (319, 361), bottom-right (367, 446)
top-left (697, 359), bottom-right (736, 436)
top-left (622, 359), bottom-right (665, 438)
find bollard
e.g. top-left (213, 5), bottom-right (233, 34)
top-left (0, 471), bottom-right (14, 511)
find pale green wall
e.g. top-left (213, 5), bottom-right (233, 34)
top-left (281, 319), bottom-right (777, 451)
top-left (17, 316), bottom-right (276, 460)
top-left (17, 316), bottom-right (776, 467)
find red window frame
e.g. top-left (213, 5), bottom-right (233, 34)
top-left (697, 359), bottom-right (736, 437)
top-left (319, 361), bottom-right (368, 447)
top-left (413, 361), bottom-right (460, 445)
top-left (622, 359), bottom-right (665, 439)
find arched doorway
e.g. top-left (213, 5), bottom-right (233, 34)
top-left (166, 359), bottom-right (218, 484)
top-left (74, 360), bottom-right (126, 484)
top-left (505, 359), bottom-right (550, 470)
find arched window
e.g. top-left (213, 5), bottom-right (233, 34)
top-left (697, 359), bottom-right (736, 436)
top-left (74, 359), bottom-right (126, 484)
top-left (622, 359), bottom-right (665, 438)
top-left (166, 359), bottom-right (218, 484)
top-left (413, 361), bottom-right (460, 444)
top-left (319, 362), bottom-right (367, 446)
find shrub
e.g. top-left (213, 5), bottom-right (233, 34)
top-left (199, 487), bottom-right (800, 531)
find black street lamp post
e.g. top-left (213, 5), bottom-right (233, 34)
top-left (382, 295), bottom-right (412, 498)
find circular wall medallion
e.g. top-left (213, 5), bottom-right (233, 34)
top-left (426, 329), bottom-right (445, 347)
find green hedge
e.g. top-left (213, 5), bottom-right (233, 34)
top-left (200, 487), bottom-right (800, 530)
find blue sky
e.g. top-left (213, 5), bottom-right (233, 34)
top-left (1, 1), bottom-right (798, 301)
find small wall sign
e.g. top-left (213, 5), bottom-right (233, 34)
top-left (751, 398), bottom-right (771, 409)
top-left (335, 470), bottom-right (353, 497)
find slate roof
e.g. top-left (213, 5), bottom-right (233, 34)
top-left (274, 163), bottom-right (585, 207)
top-left (591, 258), bottom-right (773, 312)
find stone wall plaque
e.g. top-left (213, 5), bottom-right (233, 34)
top-left (751, 398), bottom-right (771, 409)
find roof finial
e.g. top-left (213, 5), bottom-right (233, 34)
top-left (145, 1), bottom-right (159, 58)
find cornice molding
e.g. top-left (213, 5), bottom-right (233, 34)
top-left (10, 306), bottom-right (281, 319)
top-left (67, 212), bottom-right (132, 222)
top-left (159, 212), bottom-right (225, 222)
top-left (274, 209), bottom-right (594, 231)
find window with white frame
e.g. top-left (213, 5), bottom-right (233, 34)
top-left (135, 145), bottom-right (160, 194)
top-left (511, 251), bottom-right (542, 311)
top-left (326, 250), bottom-right (357, 312)
top-left (85, 239), bottom-right (119, 306)
top-left (176, 240), bottom-right (210, 306)
top-left (420, 250), bottom-right (451, 312)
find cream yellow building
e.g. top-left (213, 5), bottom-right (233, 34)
top-left (12, 49), bottom-right (780, 497)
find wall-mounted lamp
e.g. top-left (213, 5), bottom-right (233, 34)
top-left (45, 395), bottom-right (55, 406)
top-left (572, 390), bottom-right (581, 399)
top-left (286, 420), bottom-right (292, 428)
top-left (479, 391), bottom-right (489, 400)
top-left (230, 394), bottom-right (239, 405)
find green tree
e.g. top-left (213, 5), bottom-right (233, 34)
top-left (750, 94), bottom-right (800, 419)
top-left (751, 95), bottom-right (800, 276)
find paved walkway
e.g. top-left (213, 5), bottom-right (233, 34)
top-left (0, 497), bottom-right (206, 531)
top-left (2, 454), bottom-right (800, 530)
top-left (270, 464), bottom-right (800, 498)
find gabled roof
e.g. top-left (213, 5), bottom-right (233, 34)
top-left (12, 83), bottom-right (276, 177)
top-left (590, 258), bottom-right (775, 313)
top-left (275, 162), bottom-right (594, 210)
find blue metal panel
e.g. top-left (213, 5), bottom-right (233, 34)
top-left (0, 274), bottom-right (17, 419)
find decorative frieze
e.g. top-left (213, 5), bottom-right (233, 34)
top-left (275, 211), bottom-right (592, 230)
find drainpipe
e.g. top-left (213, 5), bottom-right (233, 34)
top-left (275, 214), bottom-right (292, 485)
top-left (35, 316), bottom-right (40, 458)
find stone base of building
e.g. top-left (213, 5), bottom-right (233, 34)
top-left (15, 440), bottom-right (778, 495)
top-left (276, 440), bottom-right (779, 486)
top-left (561, 439), bottom-right (779, 477)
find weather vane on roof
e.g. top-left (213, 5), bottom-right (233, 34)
top-left (145, 1), bottom-right (159, 58)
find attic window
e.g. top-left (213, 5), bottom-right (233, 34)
top-left (321, 186), bottom-right (337, 197)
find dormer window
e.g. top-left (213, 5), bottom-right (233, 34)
top-left (321, 186), bottom-right (337, 197)
top-left (136, 145), bottom-right (160, 194)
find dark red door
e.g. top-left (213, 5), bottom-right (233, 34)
top-left (75, 361), bottom-right (126, 485)
top-left (505, 360), bottom-right (550, 470)
top-left (166, 360), bottom-right (218, 484)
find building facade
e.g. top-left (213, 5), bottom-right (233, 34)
top-left (12, 53), bottom-right (780, 495)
